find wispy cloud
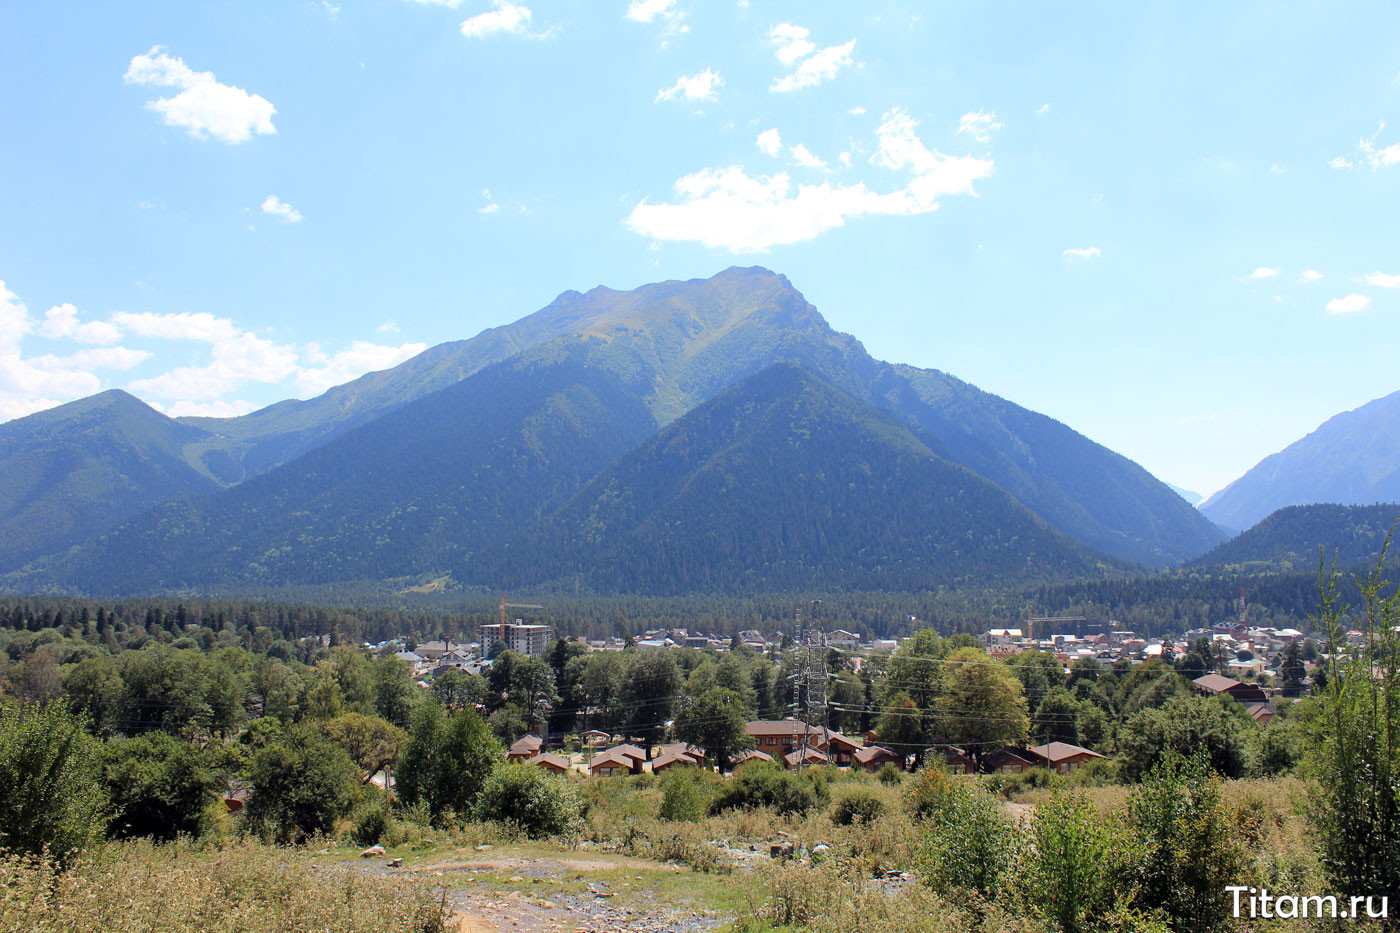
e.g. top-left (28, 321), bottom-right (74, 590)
top-left (769, 23), bottom-right (856, 93)
top-left (655, 68), bottom-right (722, 103)
top-left (957, 110), bottom-right (1002, 144)
top-left (1247, 266), bottom-right (1279, 279)
top-left (1063, 247), bottom-right (1101, 260)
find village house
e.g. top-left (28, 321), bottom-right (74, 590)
top-left (528, 752), bottom-right (571, 775)
top-left (1193, 673), bottom-right (1268, 705)
top-left (1027, 741), bottom-right (1107, 774)
top-left (853, 744), bottom-right (902, 772)
top-left (507, 734), bottom-right (544, 761)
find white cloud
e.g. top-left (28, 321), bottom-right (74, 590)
top-left (848, 106), bottom-right (866, 116)
top-left (296, 341), bottom-right (429, 396)
top-left (1035, 103), bottom-right (1051, 115)
top-left (38, 304), bottom-right (122, 344)
top-left (789, 143), bottom-right (827, 169)
top-left (1300, 269), bottom-right (1322, 282)
top-left (111, 311), bottom-right (241, 342)
top-left (957, 110), bottom-right (1002, 144)
top-left (376, 321), bottom-right (400, 333)
top-left (123, 47), bottom-right (276, 144)
top-left (655, 68), bottom-right (723, 103)
top-left (406, 0), bottom-right (466, 6)
top-left (755, 128), bottom-right (782, 157)
top-left (1247, 266), bottom-right (1280, 279)
top-left (460, 1), bottom-right (533, 38)
top-left (1063, 247), bottom-right (1102, 260)
top-left (0, 281), bottom-right (150, 421)
top-left (769, 24), bottom-right (855, 92)
top-left (769, 23), bottom-right (815, 64)
top-left (260, 195), bottom-right (304, 223)
top-left (154, 399), bottom-right (256, 418)
top-left (1333, 121), bottom-right (1400, 170)
top-left (625, 0), bottom-right (686, 33)
top-left (1329, 156), bottom-right (1354, 169)
top-left (1326, 293), bottom-right (1372, 315)
top-left (1364, 271), bottom-right (1400, 288)
top-left (838, 151), bottom-right (852, 167)
top-left (478, 202), bottom-right (501, 214)
top-left (625, 107), bottom-right (992, 253)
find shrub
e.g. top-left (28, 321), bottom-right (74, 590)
top-left (904, 765), bottom-right (955, 822)
top-left (102, 731), bottom-right (221, 842)
top-left (659, 769), bottom-right (712, 822)
top-left (1012, 791), bottom-right (1118, 933)
top-left (244, 724), bottom-right (357, 844)
top-left (0, 702), bottom-right (107, 866)
top-left (830, 787), bottom-right (886, 826)
top-left (476, 763), bottom-right (583, 838)
top-left (1122, 753), bottom-right (1244, 933)
top-left (352, 795), bottom-right (393, 847)
top-left (709, 761), bottom-right (817, 816)
top-left (914, 781), bottom-right (1015, 900)
top-left (877, 763), bottom-right (903, 786)
top-left (396, 704), bottom-right (502, 823)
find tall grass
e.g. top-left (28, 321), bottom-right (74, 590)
top-left (0, 839), bottom-right (446, 933)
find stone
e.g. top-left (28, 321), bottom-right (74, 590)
top-left (360, 845), bottom-right (386, 858)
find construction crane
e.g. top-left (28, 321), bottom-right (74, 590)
top-left (500, 595), bottom-right (543, 627)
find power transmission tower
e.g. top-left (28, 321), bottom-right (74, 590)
top-left (790, 599), bottom-right (829, 770)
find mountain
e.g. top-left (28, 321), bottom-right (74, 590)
top-left (1, 267), bottom-right (1224, 582)
top-left (1167, 484), bottom-right (1203, 506)
top-left (1192, 503), bottom-right (1400, 571)
top-left (485, 363), bottom-right (1121, 594)
top-left (26, 344), bottom-right (659, 594)
top-left (1201, 390), bottom-right (1400, 531)
top-left (0, 391), bottom-right (218, 571)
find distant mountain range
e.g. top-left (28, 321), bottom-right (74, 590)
top-left (1, 267), bottom-right (1225, 596)
top-left (1201, 390), bottom-right (1400, 531)
top-left (1192, 503), bottom-right (1400, 572)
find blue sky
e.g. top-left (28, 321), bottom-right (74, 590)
top-left (0, 1), bottom-right (1397, 498)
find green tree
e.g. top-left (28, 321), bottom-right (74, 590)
top-left (0, 702), bottom-right (107, 865)
top-left (1278, 641), bottom-right (1306, 698)
top-left (396, 703), bottom-right (502, 821)
top-left (1014, 791), bottom-right (1117, 933)
top-left (103, 731), bottom-right (220, 841)
top-left (319, 712), bottom-right (407, 784)
top-left (620, 650), bottom-right (682, 750)
top-left (674, 687), bottom-right (752, 771)
top-left (1032, 687), bottom-right (1082, 746)
top-left (432, 669), bottom-right (488, 711)
top-left (475, 763), bottom-right (583, 838)
top-left (371, 657), bottom-right (417, 728)
top-left (245, 724), bottom-right (357, 844)
top-left (933, 648), bottom-right (1029, 765)
top-left (1118, 694), bottom-right (1258, 781)
top-left (61, 656), bottom-right (124, 736)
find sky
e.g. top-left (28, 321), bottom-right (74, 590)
top-left (1, 1), bottom-right (1397, 499)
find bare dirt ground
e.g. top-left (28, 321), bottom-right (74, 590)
top-left (370, 849), bottom-right (740, 933)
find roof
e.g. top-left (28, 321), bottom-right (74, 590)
top-left (508, 734), bottom-right (544, 755)
top-left (826, 731), bottom-right (860, 751)
top-left (529, 753), bottom-right (571, 771)
top-left (1193, 674), bottom-right (1246, 693)
top-left (732, 748), bottom-right (773, 764)
top-left (655, 742), bottom-right (704, 762)
top-left (853, 744), bottom-right (900, 764)
top-left (984, 747), bottom-right (1037, 765)
top-left (746, 719), bottom-right (816, 736)
top-left (1028, 742), bottom-right (1107, 763)
top-left (589, 751), bottom-right (634, 771)
top-left (652, 750), bottom-right (702, 770)
top-left (609, 743), bottom-right (647, 762)
top-left (782, 746), bottom-right (831, 767)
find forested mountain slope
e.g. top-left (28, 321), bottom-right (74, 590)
top-left (0, 391), bottom-right (218, 571)
top-left (485, 363), bottom-right (1121, 594)
top-left (1191, 502), bottom-right (1400, 571)
top-left (1201, 390), bottom-right (1400, 531)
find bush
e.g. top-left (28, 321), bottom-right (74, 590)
top-left (709, 761), bottom-right (818, 816)
top-left (476, 763), bottom-right (583, 838)
top-left (904, 765), bottom-right (956, 822)
top-left (352, 796), bottom-right (392, 847)
top-left (1122, 753), bottom-right (1243, 933)
top-left (877, 763), bottom-right (903, 786)
top-left (830, 787), bottom-right (886, 826)
top-left (397, 704), bottom-right (502, 822)
top-left (1012, 791), bottom-right (1119, 933)
top-left (659, 769), bottom-right (713, 822)
top-left (0, 702), bottom-right (107, 866)
top-left (102, 731), bottom-right (221, 841)
top-left (245, 724), bottom-right (358, 844)
top-left (914, 781), bottom-right (1015, 900)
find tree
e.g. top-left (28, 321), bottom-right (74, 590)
top-left (476, 763), bottom-right (583, 837)
top-left (61, 656), bottom-right (124, 736)
top-left (1006, 650), bottom-right (1065, 719)
top-left (1031, 687), bottom-right (1081, 746)
top-left (319, 712), bottom-right (407, 784)
top-left (874, 692), bottom-right (926, 764)
top-left (103, 732), bottom-right (220, 841)
top-left (1117, 694), bottom-right (1258, 781)
top-left (245, 724), bottom-right (357, 843)
top-left (933, 648), bottom-right (1029, 764)
top-left (674, 687), bottom-right (752, 771)
top-left (371, 657), bottom-right (417, 728)
top-left (1014, 791), bottom-right (1118, 933)
top-left (620, 650), bottom-right (682, 750)
top-left (1278, 641), bottom-right (1306, 698)
top-left (0, 702), bottom-right (107, 865)
top-left (396, 703), bottom-right (502, 820)
top-left (432, 669), bottom-right (488, 711)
